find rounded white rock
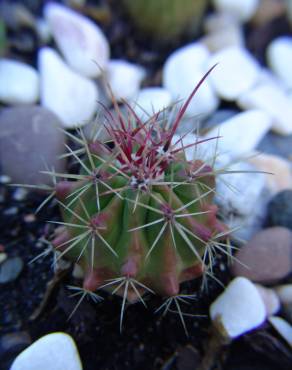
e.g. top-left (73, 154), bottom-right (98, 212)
top-left (0, 59), bottom-right (39, 105)
top-left (210, 277), bottom-right (266, 339)
top-left (44, 2), bottom-right (110, 77)
top-left (255, 284), bottom-right (281, 316)
top-left (212, 0), bottom-right (260, 22)
top-left (238, 82), bottom-right (292, 135)
top-left (133, 87), bottom-right (172, 117)
top-left (208, 46), bottom-right (260, 101)
top-left (163, 42), bottom-right (218, 117)
top-left (104, 60), bottom-right (146, 101)
top-left (39, 47), bottom-right (99, 128)
top-left (10, 332), bottom-right (82, 370)
top-left (267, 36), bottom-right (292, 89)
top-left (269, 316), bottom-right (292, 348)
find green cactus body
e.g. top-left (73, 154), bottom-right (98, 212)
top-left (123, 0), bottom-right (208, 40)
top-left (50, 69), bottom-right (227, 305)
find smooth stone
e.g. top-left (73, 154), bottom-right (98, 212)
top-left (275, 285), bottom-right (292, 322)
top-left (203, 110), bottom-right (272, 162)
top-left (133, 87), bottom-right (172, 118)
top-left (238, 83), bottom-right (292, 135)
top-left (44, 2), bottom-right (109, 77)
top-left (208, 46), bottom-right (260, 101)
top-left (0, 257), bottom-right (23, 284)
top-left (10, 333), bottom-right (82, 370)
top-left (269, 316), bottom-right (292, 348)
top-left (275, 285), bottom-right (292, 304)
top-left (231, 227), bottom-right (292, 283)
top-left (162, 42), bottom-right (219, 118)
top-left (0, 106), bottom-right (65, 185)
top-left (0, 253), bottom-right (7, 264)
top-left (0, 59), bottom-right (39, 105)
top-left (104, 60), bottom-right (145, 101)
top-left (267, 36), bottom-right (292, 89)
top-left (202, 24), bottom-right (244, 53)
top-left (215, 162), bottom-right (269, 241)
top-left (267, 190), bottom-right (292, 230)
top-left (203, 12), bottom-right (240, 33)
top-left (212, 0), bottom-right (260, 22)
top-left (248, 153), bottom-right (292, 195)
top-left (36, 18), bottom-right (52, 44)
top-left (256, 131), bottom-right (292, 160)
top-left (210, 277), bottom-right (266, 339)
top-left (255, 285), bottom-right (281, 316)
top-left (39, 47), bottom-right (98, 128)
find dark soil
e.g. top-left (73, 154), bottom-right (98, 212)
top-left (1, 1), bottom-right (292, 370)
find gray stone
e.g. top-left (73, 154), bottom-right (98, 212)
top-left (0, 257), bottom-right (23, 284)
top-left (0, 106), bottom-right (65, 185)
top-left (231, 227), bottom-right (292, 283)
top-left (267, 190), bottom-right (292, 230)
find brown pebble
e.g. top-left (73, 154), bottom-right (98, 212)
top-left (231, 227), bottom-right (292, 283)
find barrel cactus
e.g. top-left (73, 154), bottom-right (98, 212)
top-left (122, 0), bottom-right (208, 41)
top-left (41, 69), bottom-right (229, 330)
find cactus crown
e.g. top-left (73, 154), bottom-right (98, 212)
top-left (40, 68), bottom-right (230, 332)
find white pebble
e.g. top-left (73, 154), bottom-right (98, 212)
top-left (105, 60), bottom-right (145, 101)
top-left (39, 47), bottom-right (98, 128)
top-left (267, 36), bottom-right (292, 88)
top-left (269, 316), bottom-right (292, 348)
top-left (133, 87), bottom-right (172, 117)
top-left (208, 47), bottom-right (260, 100)
top-left (163, 42), bottom-right (219, 118)
top-left (44, 2), bottom-right (110, 77)
top-left (10, 332), bottom-right (82, 370)
top-left (238, 83), bottom-right (292, 135)
top-left (212, 0), bottom-right (260, 22)
top-left (255, 285), bottom-right (281, 316)
top-left (0, 59), bottom-right (39, 105)
top-left (203, 110), bottom-right (272, 161)
top-left (275, 285), bottom-right (292, 304)
top-left (210, 277), bottom-right (266, 339)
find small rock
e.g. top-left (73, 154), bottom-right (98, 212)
top-left (13, 188), bottom-right (28, 201)
top-left (252, 0), bottom-right (286, 26)
top-left (275, 284), bottom-right (292, 322)
top-left (215, 161), bottom-right (269, 241)
top-left (248, 153), bottom-right (292, 195)
top-left (36, 18), bottom-right (52, 44)
top-left (203, 110), bottom-right (272, 162)
top-left (104, 60), bottom-right (145, 101)
top-left (275, 285), bottom-right (292, 304)
top-left (162, 42), bottom-right (219, 118)
top-left (72, 264), bottom-right (84, 279)
top-left (210, 277), bottom-right (266, 339)
top-left (212, 0), bottom-right (260, 22)
top-left (0, 257), bottom-right (23, 284)
top-left (256, 131), bottom-right (292, 160)
top-left (44, 2), bottom-right (110, 77)
top-left (0, 253), bottom-right (7, 264)
top-left (0, 332), bottom-right (31, 370)
top-left (133, 87), bottom-right (172, 118)
top-left (0, 59), bottom-right (39, 105)
top-left (238, 83), bottom-right (292, 135)
top-left (10, 332), bottom-right (82, 370)
top-left (208, 46), bottom-right (260, 101)
top-left (267, 36), bottom-right (292, 89)
top-left (39, 47), bottom-right (99, 128)
top-left (231, 227), bottom-right (292, 283)
top-left (269, 316), bottom-right (292, 348)
top-left (0, 106), bottom-right (65, 185)
top-left (202, 25), bottom-right (244, 53)
top-left (255, 284), bottom-right (280, 316)
top-left (267, 190), bottom-right (292, 230)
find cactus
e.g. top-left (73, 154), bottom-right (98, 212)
top-left (39, 68), bottom-right (229, 331)
top-left (122, 0), bottom-right (208, 41)
top-left (0, 20), bottom-right (6, 56)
